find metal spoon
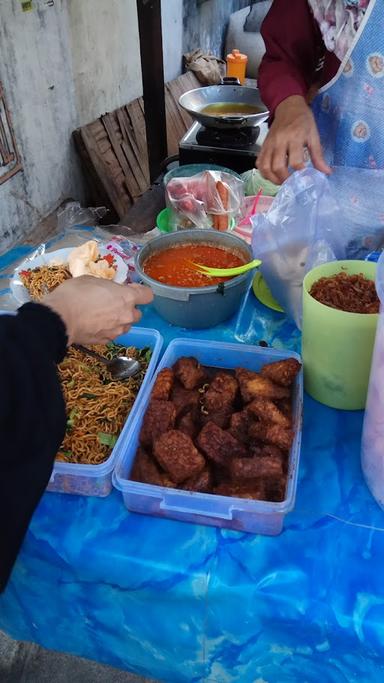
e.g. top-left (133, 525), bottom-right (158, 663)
top-left (73, 344), bottom-right (141, 380)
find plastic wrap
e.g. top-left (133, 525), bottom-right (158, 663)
top-left (166, 170), bottom-right (243, 231)
top-left (251, 169), bottom-right (344, 327)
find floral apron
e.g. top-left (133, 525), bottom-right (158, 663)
top-left (312, 0), bottom-right (384, 169)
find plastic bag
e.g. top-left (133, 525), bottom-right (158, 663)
top-left (251, 168), bottom-right (344, 327)
top-left (166, 170), bottom-right (243, 231)
top-left (241, 168), bottom-right (279, 197)
top-left (57, 201), bottom-right (109, 231)
top-left (183, 49), bottom-right (226, 86)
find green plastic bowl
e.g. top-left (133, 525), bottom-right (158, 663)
top-left (156, 207), bottom-right (235, 233)
top-left (163, 163), bottom-right (241, 187)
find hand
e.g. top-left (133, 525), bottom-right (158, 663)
top-left (42, 276), bottom-right (153, 345)
top-left (257, 95), bottom-right (332, 184)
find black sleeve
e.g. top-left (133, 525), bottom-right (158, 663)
top-left (0, 303), bottom-right (68, 592)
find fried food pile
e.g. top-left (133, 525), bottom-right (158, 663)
top-left (309, 272), bottom-right (379, 314)
top-left (131, 356), bottom-right (301, 502)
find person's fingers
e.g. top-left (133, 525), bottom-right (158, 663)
top-left (271, 147), bottom-right (290, 184)
top-left (307, 130), bottom-right (332, 175)
top-left (124, 283), bottom-right (153, 305)
top-left (132, 308), bottom-right (142, 323)
top-left (287, 140), bottom-right (306, 172)
top-left (257, 146), bottom-right (281, 184)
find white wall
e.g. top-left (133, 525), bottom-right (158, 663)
top-left (162, 0), bottom-right (183, 82)
top-left (67, 0), bottom-right (143, 126)
top-left (0, 0), bottom-right (83, 251)
top-left (0, 0), bottom-right (183, 252)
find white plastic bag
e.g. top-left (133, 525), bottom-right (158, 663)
top-left (251, 168), bottom-right (343, 327)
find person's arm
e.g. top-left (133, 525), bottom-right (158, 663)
top-left (0, 304), bottom-right (67, 592)
top-left (0, 276), bottom-right (153, 592)
top-left (256, 0), bottom-right (332, 183)
top-left (258, 0), bottom-right (323, 117)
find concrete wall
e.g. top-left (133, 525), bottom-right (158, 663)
top-left (183, 0), bottom-right (251, 58)
top-left (67, 0), bottom-right (143, 127)
top-left (0, 0), bottom-right (185, 252)
top-left (0, 0), bottom-right (82, 251)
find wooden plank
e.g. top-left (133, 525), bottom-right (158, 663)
top-left (116, 108), bottom-right (148, 194)
top-left (101, 113), bottom-right (136, 204)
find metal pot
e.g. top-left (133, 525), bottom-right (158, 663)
top-left (136, 230), bottom-right (253, 328)
top-left (179, 78), bottom-right (269, 130)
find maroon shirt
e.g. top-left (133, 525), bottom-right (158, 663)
top-left (258, 0), bottom-right (341, 116)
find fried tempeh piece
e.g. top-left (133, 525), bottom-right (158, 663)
top-left (248, 422), bottom-right (294, 451)
top-left (131, 447), bottom-right (164, 486)
top-left (203, 371), bottom-right (238, 413)
top-left (139, 400), bottom-right (176, 449)
top-left (214, 481), bottom-right (267, 500)
top-left (235, 367), bottom-right (290, 402)
top-left (197, 421), bottom-right (247, 466)
top-left (247, 397), bottom-right (291, 429)
top-left (173, 357), bottom-right (206, 390)
top-left (261, 358), bottom-right (301, 387)
top-left (153, 430), bottom-right (205, 484)
top-left (183, 465), bottom-right (213, 493)
top-left (171, 383), bottom-right (200, 418)
top-left (229, 454), bottom-right (284, 481)
top-left (151, 368), bottom-right (174, 401)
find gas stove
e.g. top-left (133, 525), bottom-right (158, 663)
top-left (179, 120), bottom-right (269, 174)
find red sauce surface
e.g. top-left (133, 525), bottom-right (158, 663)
top-left (143, 243), bottom-right (246, 287)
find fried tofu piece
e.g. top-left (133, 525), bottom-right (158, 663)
top-left (203, 371), bottom-right (238, 413)
top-left (228, 410), bottom-right (252, 445)
top-left (183, 465), bottom-right (212, 493)
top-left (229, 454), bottom-right (284, 481)
top-left (236, 367), bottom-right (290, 402)
top-left (248, 422), bottom-right (294, 451)
top-left (214, 481), bottom-right (267, 500)
top-left (265, 477), bottom-right (286, 502)
top-left (173, 357), bottom-right (206, 390)
top-left (177, 406), bottom-right (200, 439)
top-left (197, 422), bottom-right (247, 466)
top-left (200, 408), bottom-right (232, 430)
top-left (139, 400), bottom-right (176, 449)
top-left (261, 358), bottom-right (301, 387)
top-left (247, 397), bottom-right (291, 429)
top-left (151, 368), bottom-right (174, 401)
top-left (171, 383), bottom-right (200, 418)
top-left (130, 447), bottom-right (164, 486)
top-left (153, 430), bottom-right (205, 484)
top-left (277, 398), bottom-right (293, 420)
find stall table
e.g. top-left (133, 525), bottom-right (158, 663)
top-left (1, 244), bottom-right (384, 683)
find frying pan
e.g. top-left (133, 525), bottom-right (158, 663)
top-left (179, 78), bottom-right (269, 130)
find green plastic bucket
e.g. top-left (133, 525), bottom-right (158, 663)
top-left (302, 260), bottom-right (378, 410)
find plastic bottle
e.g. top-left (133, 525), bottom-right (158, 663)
top-left (226, 49), bottom-right (248, 85)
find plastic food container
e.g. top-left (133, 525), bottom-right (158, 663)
top-left (362, 252), bottom-right (384, 508)
top-left (47, 327), bottom-right (163, 497)
top-left (302, 260), bottom-right (378, 410)
top-left (136, 230), bottom-right (253, 329)
top-left (113, 338), bottom-right (303, 535)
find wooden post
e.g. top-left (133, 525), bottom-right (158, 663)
top-left (136, 0), bottom-right (168, 182)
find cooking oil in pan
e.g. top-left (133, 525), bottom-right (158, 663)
top-left (200, 102), bottom-right (264, 117)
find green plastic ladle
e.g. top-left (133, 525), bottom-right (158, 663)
top-left (189, 258), bottom-right (262, 277)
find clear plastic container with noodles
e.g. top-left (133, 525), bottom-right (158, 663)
top-left (362, 252), bottom-right (384, 508)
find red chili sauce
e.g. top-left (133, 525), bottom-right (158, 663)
top-left (143, 243), bottom-right (247, 287)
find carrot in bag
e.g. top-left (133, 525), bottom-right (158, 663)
top-left (216, 180), bottom-right (229, 232)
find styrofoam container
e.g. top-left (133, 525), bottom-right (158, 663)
top-left (113, 338), bottom-right (303, 534)
top-left (47, 327), bottom-right (163, 497)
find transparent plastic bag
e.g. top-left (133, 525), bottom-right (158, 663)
top-left (166, 170), bottom-right (243, 231)
top-left (251, 168), bottom-right (344, 327)
top-left (56, 201), bottom-right (109, 231)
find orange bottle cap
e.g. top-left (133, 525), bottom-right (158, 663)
top-left (227, 48), bottom-right (248, 63)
